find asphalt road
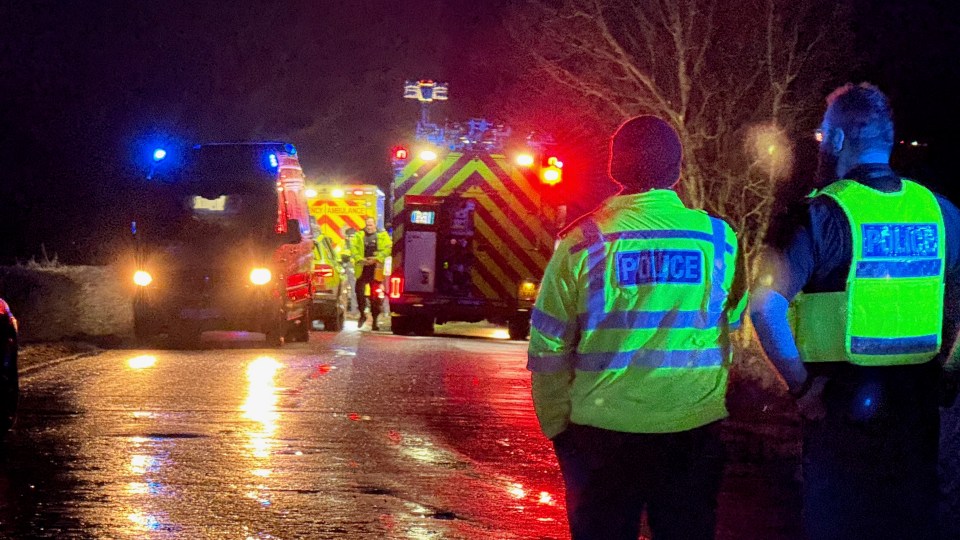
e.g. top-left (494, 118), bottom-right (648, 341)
top-left (0, 323), bottom-right (803, 539)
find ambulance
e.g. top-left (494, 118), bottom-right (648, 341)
top-left (304, 184), bottom-right (386, 258)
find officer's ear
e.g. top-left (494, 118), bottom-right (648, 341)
top-left (831, 128), bottom-right (845, 154)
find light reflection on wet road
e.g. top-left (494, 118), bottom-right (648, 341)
top-left (0, 323), bottom-right (803, 539)
top-left (0, 325), bottom-right (568, 539)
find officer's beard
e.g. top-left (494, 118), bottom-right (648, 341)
top-left (814, 147), bottom-right (840, 188)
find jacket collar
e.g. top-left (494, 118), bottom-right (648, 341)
top-left (604, 189), bottom-right (686, 210)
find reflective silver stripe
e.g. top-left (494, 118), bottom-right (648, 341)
top-left (527, 352), bottom-right (575, 372)
top-left (574, 348), bottom-right (723, 371)
top-left (532, 308), bottom-right (577, 340)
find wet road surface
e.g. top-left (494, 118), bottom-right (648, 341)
top-left (0, 323), bottom-right (802, 539)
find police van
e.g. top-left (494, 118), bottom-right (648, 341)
top-left (131, 142), bottom-right (314, 346)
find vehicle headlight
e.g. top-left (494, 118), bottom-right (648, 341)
top-left (133, 270), bottom-right (153, 287)
top-left (250, 268), bottom-right (272, 285)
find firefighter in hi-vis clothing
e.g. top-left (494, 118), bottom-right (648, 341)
top-left (350, 216), bottom-right (392, 331)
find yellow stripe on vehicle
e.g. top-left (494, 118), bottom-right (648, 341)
top-left (474, 212), bottom-right (542, 281)
top-left (461, 157), bottom-right (553, 250)
top-left (395, 153), bottom-right (463, 212)
top-left (491, 154), bottom-right (542, 207)
top-left (471, 194), bottom-right (547, 269)
top-left (470, 267), bottom-right (501, 299)
top-left (396, 157), bottom-right (427, 186)
top-left (473, 245), bottom-right (517, 293)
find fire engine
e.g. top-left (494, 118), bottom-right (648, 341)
top-left (388, 80), bottom-right (566, 339)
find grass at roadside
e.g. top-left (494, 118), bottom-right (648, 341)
top-left (18, 342), bottom-right (101, 372)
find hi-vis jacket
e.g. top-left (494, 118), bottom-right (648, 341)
top-left (527, 190), bottom-right (748, 438)
top-left (790, 179), bottom-right (945, 366)
top-left (349, 230), bottom-right (393, 280)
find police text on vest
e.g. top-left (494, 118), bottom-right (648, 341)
top-left (616, 250), bottom-right (704, 286)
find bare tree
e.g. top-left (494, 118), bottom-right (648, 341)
top-left (514, 0), bottom-right (848, 270)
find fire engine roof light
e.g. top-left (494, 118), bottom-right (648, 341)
top-left (542, 168), bottom-right (561, 185)
top-left (516, 154), bottom-right (535, 167)
top-left (152, 148), bottom-right (167, 162)
top-left (304, 188), bottom-right (317, 198)
top-left (267, 153), bottom-right (279, 169)
top-left (353, 189), bottom-right (365, 196)
top-left (331, 188), bottom-right (345, 198)
top-left (419, 150), bottom-right (438, 161)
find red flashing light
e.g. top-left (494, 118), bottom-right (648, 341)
top-left (393, 146), bottom-right (408, 160)
top-left (389, 276), bottom-right (403, 299)
top-left (542, 168), bottom-right (561, 185)
top-left (540, 155), bottom-right (564, 186)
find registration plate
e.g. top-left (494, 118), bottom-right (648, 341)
top-left (180, 308), bottom-right (221, 320)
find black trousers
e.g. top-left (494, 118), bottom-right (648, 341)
top-left (354, 266), bottom-right (381, 318)
top-left (801, 361), bottom-right (941, 540)
top-left (553, 422), bottom-right (724, 540)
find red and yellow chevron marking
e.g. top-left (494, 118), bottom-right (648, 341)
top-left (393, 151), bottom-right (558, 300)
top-left (309, 199), bottom-right (368, 250)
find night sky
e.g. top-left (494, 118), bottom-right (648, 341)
top-left (1, 0), bottom-right (958, 264)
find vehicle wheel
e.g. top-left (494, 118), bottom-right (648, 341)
top-left (133, 306), bottom-right (155, 347)
top-left (134, 321), bottom-right (155, 347)
top-left (264, 309), bottom-right (286, 348)
top-left (265, 329), bottom-right (284, 348)
top-left (412, 316), bottom-right (435, 337)
top-left (287, 321), bottom-right (309, 342)
top-left (324, 310), bottom-right (344, 332)
top-left (391, 315), bottom-right (411, 336)
top-left (508, 316), bottom-right (531, 340)
top-left (286, 309), bottom-right (311, 343)
top-left (0, 334), bottom-right (18, 435)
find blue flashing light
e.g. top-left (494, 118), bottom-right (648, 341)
top-left (268, 153), bottom-right (279, 169)
top-left (284, 143), bottom-right (297, 155)
top-left (152, 148), bottom-right (167, 162)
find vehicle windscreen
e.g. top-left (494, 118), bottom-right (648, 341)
top-left (140, 146), bottom-right (280, 249)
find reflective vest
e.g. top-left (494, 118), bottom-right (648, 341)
top-left (790, 179), bottom-right (945, 366)
top-left (528, 191), bottom-right (746, 434)
top-left (350, 230), bottom-right (393, 280)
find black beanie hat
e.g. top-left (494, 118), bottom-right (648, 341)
top-left (609, 115), bottom-right (683, 191)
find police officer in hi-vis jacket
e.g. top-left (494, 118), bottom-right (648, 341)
top-left (528, 116), bottom-right (748, 540)
top-left (751, 83), bottom-right (960, 539)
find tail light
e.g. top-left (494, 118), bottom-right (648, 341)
top-left (312, 264), bottom-right (334, 292)
top-left (389, 276), bottom-right (403, 299)
top-left (286, 272), bottom-right (311, 301)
